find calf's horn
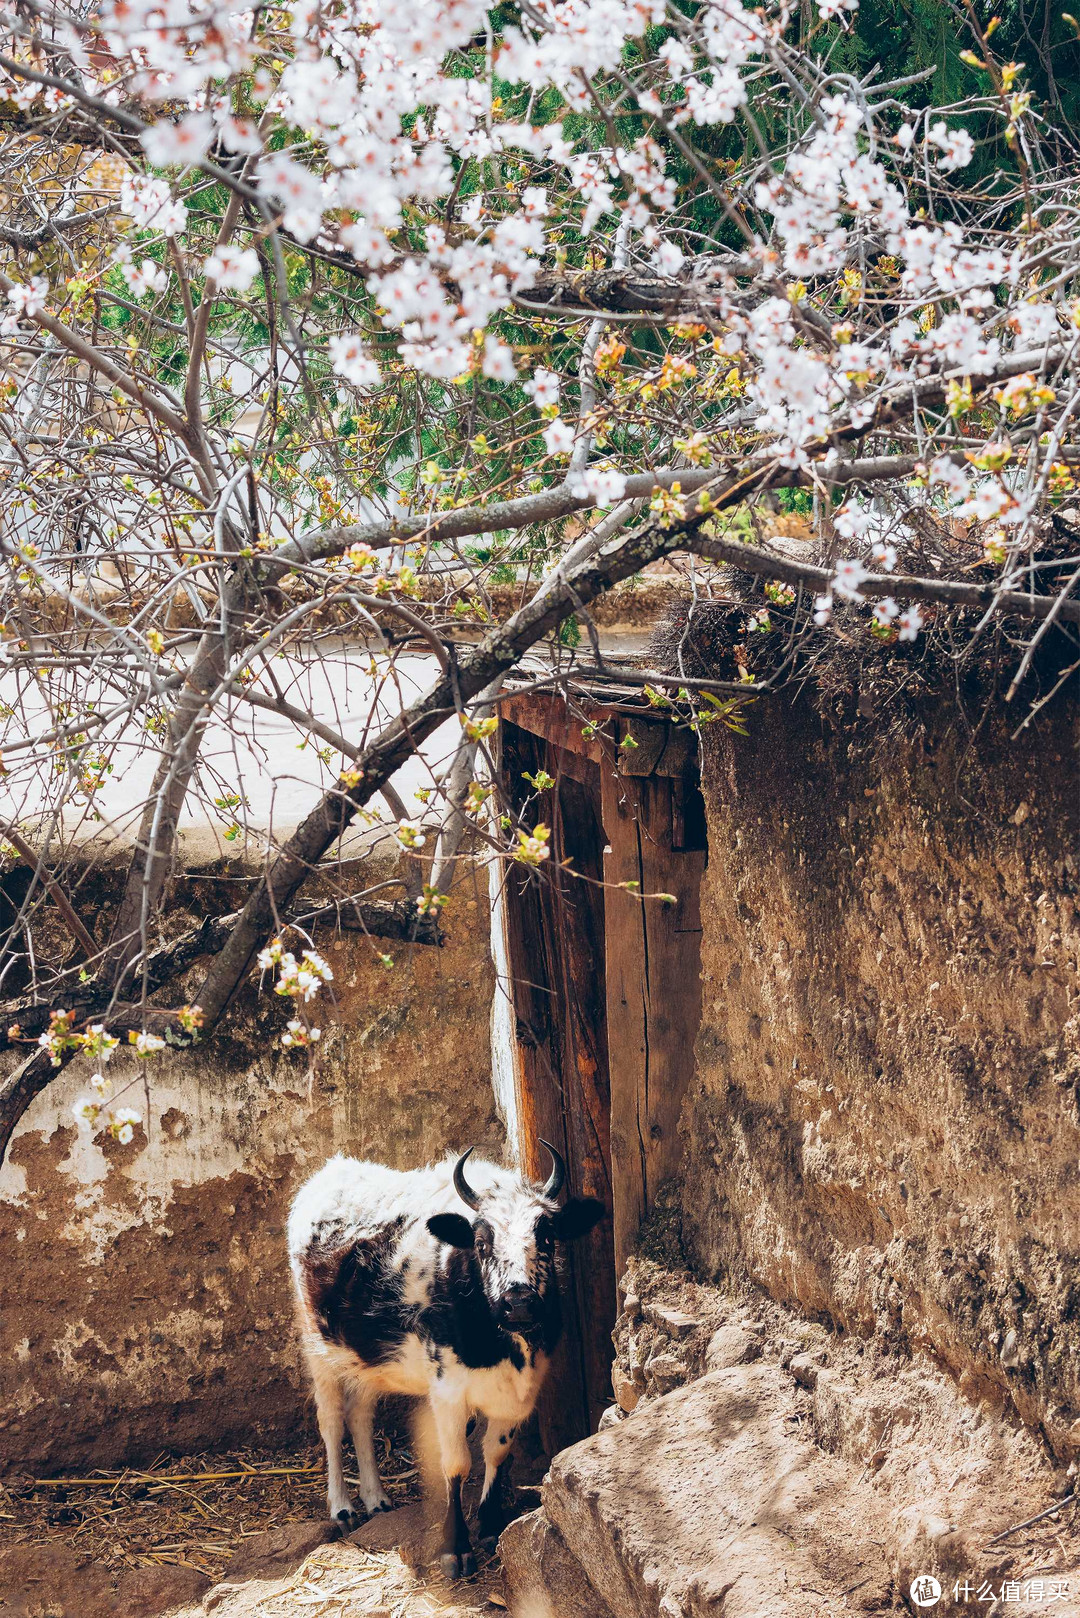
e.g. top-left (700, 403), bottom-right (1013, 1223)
top-left (539, 1138), bottom-right (566, 1201)
top-left (453, 1147), bottom-right (481, 1210)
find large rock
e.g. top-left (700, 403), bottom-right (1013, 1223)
top-left (349, 1500), bottom-right (431, 1560)
top-left (499, 1508), bottom-right (614, 1618)
top-left (705, 1324), bottom-right (762, 1371)
top-left (222, 1519), bottom-right (336, 1582)
top-left (541, 1364), bottom-right (893, 1618)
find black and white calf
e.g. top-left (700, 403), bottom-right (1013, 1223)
top-left (288, 1144), bottom-right (603, 1577)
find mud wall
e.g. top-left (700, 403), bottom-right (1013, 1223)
top-left (0, 860), bottom-right (499, 1475)
top-left (680, 693), bottom-right (1080, 1457)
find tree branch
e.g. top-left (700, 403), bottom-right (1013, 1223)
top-left (686, 531), bottom-right (1080, 625)
top-left (0, 824), bottom-right (97, 959)
top-left (0, 204), bottom-right (114, 251)
top-left (0, 897), bottom-right (442, 1056)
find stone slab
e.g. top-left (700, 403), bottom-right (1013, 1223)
top-left (542, 1363), bottom-right (893, 1618)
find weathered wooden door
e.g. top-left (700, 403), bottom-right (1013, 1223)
top-left (499, 718), bottom-right (614, 1452)
top-left (498, 693), bottom-right (706, 1453)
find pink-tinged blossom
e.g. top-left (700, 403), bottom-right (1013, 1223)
top-left (653, 240), bottom-right (685, 276)
top-left (871, 540), bottom-right (898, 572)
top-left (956, 481), bottom-right (1015, 522)
top-left (897, 605), bottom-right (924, 642)
top-left (929, 456), bottom-right (972, 502)
top-left (204, 244), bottom-right (260, 293)
top-left (482, 337), bottom-right (518, 381)
top-left (328, 335), bottom-right (382, 389)
top-left (931, 312), bottom-right (1000, 374)
top-left (543, 418), bottom-right (576, 456)
top-left (141, 111), bottom-right (215, 168)
top-left (6, 276), bottom-right (48, 318)
top-left (817, 0), bottom-right (858, 21)
top-left (658, 36), bottom-right (694, 78)
top-left (834, 501), bottom-right (872, 541)
top-left (833, 558), bottom-right (869, 602)
top-left (1009, 302), bottom-right (1060, 345)
top-left (122, 257), bottom-right (169, 297)
top-left (569, 466), bottom-right (627, 504)
top-left (684, 66), bottom-right (746, 124)
top-left (524, 368), bottom-right (560, 408)
top-left (339, 221), bottom-right (397, 270)
top-left (929, 122), bottom-right (975, 172)
top-left (813, 594), bottom-right (834, 626)
top-left (872, 597), bottom-right (899, 626)
top-left (399, 339), bottom-right (472, 380)
top-left (120, 175), bottom-right (187, 236)
top-left (258, 153), bottom-right (325, 242)
top-left (216, 114), bottom-right (262, 156)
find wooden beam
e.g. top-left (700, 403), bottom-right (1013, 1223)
top-left (498, 690), bottom-right (698, 779)
top-left (497, 692), bottom-right (603, 763)
top-left (600, 770), bottom-right (705, 1286)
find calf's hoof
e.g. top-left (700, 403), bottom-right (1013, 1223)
top-left (332, 1505), bottom-right (362, 1532)
top-left (438, 1550), bottom-right (477, 1580)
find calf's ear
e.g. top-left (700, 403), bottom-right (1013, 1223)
top-left (551, 1197), bottom-right (605, 1241)
top-left (427, 1213), bottom-right (475, 1248)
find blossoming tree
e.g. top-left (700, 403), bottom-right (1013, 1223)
top-left (0, 0), bottom-right (1076, 1154)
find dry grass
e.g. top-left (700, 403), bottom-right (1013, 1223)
top-left (0, 1438), bottom-right (419, 1583)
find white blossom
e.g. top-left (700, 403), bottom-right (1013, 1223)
top-left (525, 368), bottom-right (560, 408)
top-left (897, 605), bottom-right (924, 642)
top-left (204, 244), bottom-right (260, 293)
top-left (329, 334), bottom-right (382, 389)
top-left (833, 558), bottom-right (869, 602)
top-left (543, 418), bottom-right (576, 456)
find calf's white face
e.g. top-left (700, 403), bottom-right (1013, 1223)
top-left (426, 1145), bottom-right (604, 1329)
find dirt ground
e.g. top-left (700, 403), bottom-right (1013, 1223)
top-left (0, 1440), bottom-right (510, 1618)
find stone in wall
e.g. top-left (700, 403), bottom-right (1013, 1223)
top-left (0, 857), bottom-right (499, 1475)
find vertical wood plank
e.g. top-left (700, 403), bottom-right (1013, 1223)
top-left (601, 768), bottom-right (705, 1286)
top-left (498, 720), bottom-right (616, 1450)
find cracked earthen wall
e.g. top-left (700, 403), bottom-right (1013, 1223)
top-left (681, 694), bottom-right (1080, 1458)
top-left (0, 862), bottom-right (498, 1476)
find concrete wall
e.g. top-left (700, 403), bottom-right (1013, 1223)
top-left (0, 861), bottom-right (499, 1475)
top-left (680, 693), bottom-right (1080, 1456)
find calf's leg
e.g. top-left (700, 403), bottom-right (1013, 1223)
top-left (345, 1382), bottom-right (391, 1515)
top-left (310, 1360), bottom-right (357, 1526)
top-left (424, 1390), bottom-right (475, 1579)
top-left (476, 1419), bottom-right (515, 1543)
